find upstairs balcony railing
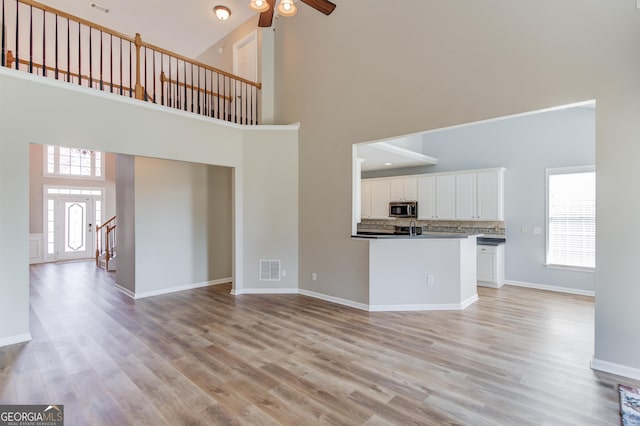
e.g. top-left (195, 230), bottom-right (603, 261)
top-left (1, 0), bottom-right (261, 124)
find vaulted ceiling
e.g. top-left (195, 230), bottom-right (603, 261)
top-left (36, 0), bottom-right (255, 58)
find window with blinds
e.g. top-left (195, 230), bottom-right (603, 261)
top-left (546, 166), bottom-right (596, 269)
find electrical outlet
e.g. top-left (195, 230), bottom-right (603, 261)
top-left (533, 226), bottom-right (542, 235)
top-left (312, 272), bottom-right (317, 281)
top-left (427, 275), bottom-right (434, 285)
top-left (521, 226), bottom-right (528, 233)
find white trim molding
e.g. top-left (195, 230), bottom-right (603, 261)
top-left (591, 358), bottom-right (640, 381)
top-left (298, 289), bottom-right (369, 311)
top-left (369, 294), bottom-right (478, 312)
top-left (505, 280), bottom-right (595, 297)
top-left (116, 278), bottom-right (232, 300)
top-left (29, 233), bottom-right (43, 264)
top-left (0, 333), bottom-right (32, 348)
top-left (233, 287), bottom-right (298, 295)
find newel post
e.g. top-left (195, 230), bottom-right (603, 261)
top-left (134, 33), bottom-right (144, 100)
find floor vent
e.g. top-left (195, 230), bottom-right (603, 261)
top-left (260, 260), bottom-right (281, 281)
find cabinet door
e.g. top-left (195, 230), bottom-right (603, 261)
top-left (371, 179), bottom-right (391, 218)
top-left (477, 248), bottom-right (496, 282)
top-left (417, 176), bottom-right (436, 219)
top-left (403, 177), bottom-right (418, 201)
top-left (455, 173), bottom-right (476, 220)
top-left (390, 179), bottom-right (404, 201)
top-left (435, 175), bottom-right (455, 219)
top-left (477, 170), bottom-right (503, 220)
top-left (361, 180), bottom-right (372, 219)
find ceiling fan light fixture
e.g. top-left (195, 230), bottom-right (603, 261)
top-left (249, 0), bottom-right (270, 13)
top-left (277, 0), bottom-right (297, 17)
top-left (214, 5), bottom-right (232, 21)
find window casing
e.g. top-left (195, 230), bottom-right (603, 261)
top-left (44, 145), bottom-right (104, 179)
top-left (546, 166), bottom-right (596, 270)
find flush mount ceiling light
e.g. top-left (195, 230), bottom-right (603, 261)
top-left (214, 5), bottom-right (231, 21)
top-left (249, 0), bottom-right (269, 13)
top-left (277, 0), bottom-right (297, 17)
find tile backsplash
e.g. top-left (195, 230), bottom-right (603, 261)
top-left (359, 219), bottom-right (506, 237)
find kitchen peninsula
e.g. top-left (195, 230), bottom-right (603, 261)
top-left (352, 233), bottom-right (480, 311)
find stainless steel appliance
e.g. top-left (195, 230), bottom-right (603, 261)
top-left (389, 201), bottom-right (418, 218)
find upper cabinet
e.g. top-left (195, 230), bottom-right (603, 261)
top-left (363, 167), bottom-right (505, 221)
top-left (390, 177), bottom-right (418, 201)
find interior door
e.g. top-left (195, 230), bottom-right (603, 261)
top-left (55, 196), bottom-right (95, 260)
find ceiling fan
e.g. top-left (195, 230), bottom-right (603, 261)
top-left (255, 0), bottom-right (337, 28)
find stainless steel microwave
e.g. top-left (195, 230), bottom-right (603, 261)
top-left (389, 201), bottom-right (418, 218)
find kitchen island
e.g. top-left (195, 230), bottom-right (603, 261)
top-left (352, 233), bottom-right (480, 311)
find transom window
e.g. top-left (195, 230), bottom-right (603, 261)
top-left (45, 145), bottom-right (103, 179)
top-left (546, 166), bottom-right (596, 270)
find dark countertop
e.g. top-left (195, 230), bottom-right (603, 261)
top-left (352, 232), bottom-right (482, 240)
top-left (477, 237), bottom-right (506, 246)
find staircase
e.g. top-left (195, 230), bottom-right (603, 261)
top-left (96, 216), bottom-right (116, 272)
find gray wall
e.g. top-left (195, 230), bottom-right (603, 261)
top-left (208, 165), bottom-right (233, 280)
top-left (363, 107), bottom-right (596, 292)
top-left (270, 0), bottom-right (640, 375)
top-left (116, 154), bottom-right (135, 293)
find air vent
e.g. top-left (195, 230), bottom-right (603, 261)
top-left (260, 260), bottom-right (280, 281)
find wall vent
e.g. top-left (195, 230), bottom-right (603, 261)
top-left (259, 260), bottom-right (281, 281)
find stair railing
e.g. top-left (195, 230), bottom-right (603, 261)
top-left (96, 215), bottom-right (116, 271)
top-left (1, 0), bottom-right (261, 124)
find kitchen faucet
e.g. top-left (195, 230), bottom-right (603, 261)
top-left (409, 220), bottom-right (417, 236)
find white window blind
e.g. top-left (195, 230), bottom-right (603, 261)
top-left (547, 168), bottom-right (595, 269)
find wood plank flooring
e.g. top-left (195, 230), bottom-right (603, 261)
top-left (0, 261), bottom-right (637, 425)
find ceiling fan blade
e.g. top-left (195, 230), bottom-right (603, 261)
top-left (300, 0), bottom-right (337, 15)
top-left (258, 0), bottom-right (275, 27)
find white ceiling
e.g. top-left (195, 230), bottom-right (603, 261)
top-left (357, 142), bottom-right (438, 172)
top-left (37, 0), bottom-right (256, 58)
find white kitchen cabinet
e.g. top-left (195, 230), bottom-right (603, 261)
top-left (370, 179), bottom-right (391, 218)
top-left (390, 177), bottom-right (418, 201)
top-left (477, 244), bottom-right (505, 288)
top-left (417, 176), bottom-right (436, 219)
top-left (418, 174), bottom-right (456, 220)
top-left (455, 168), bottom-right (505, 221)
top-left (435, 174), bottom-right (456, 220)
top-left (361, 180), bottom-right (372, 219)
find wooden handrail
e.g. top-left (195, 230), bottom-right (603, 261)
top-left (160, 72), bottom-right (233, 102)
top-left (141, 40), bottom-right (262, 90)
top-left (16, 0), bottom-right (136, 43)
top-left (6, 51), bottom-right (141, 98)
top-left (96, 216), bottom-right (116, 233)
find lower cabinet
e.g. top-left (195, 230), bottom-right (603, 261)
top-left (477, 244), bottom-right (505, 288)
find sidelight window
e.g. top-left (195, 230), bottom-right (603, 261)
top-left (546, 166), bottom-right (596, 270)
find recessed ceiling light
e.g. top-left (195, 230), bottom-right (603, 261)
top-left (385, 162), bottom-right (393, 166)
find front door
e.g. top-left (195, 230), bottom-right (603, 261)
top-left (54, 196), bottom-right (95, 260)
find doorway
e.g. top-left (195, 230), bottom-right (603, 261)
top-left (45, 187), bottom-right (103, 262)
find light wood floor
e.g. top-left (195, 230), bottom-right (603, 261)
top-left (0, 262), bottom-right (636, 425)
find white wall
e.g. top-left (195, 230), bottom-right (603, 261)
top-left (363, 107), bottom-right (596, 293)
top-left (0, 68), bottom-right (298, 345)
top-left (269, 0), bottom-right (640, 378)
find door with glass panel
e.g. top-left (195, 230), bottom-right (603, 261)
top-left (51, 196), bottom-right (96, 260)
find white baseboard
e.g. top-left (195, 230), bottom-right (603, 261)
top-left (116, 278), bottom-right (232, 300)
top-left (369, 294), bottom-right (478, 312)
top-left (591, 358), bottom-right (640, 381)
top-left (505, 280), bottom-right (595, 297)
top-left (232, 287), bottom-right (298, 295)
top-left (0, 332), bottom-right (32, 348)
top-left (298, 289), bottom-right (369, 311)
